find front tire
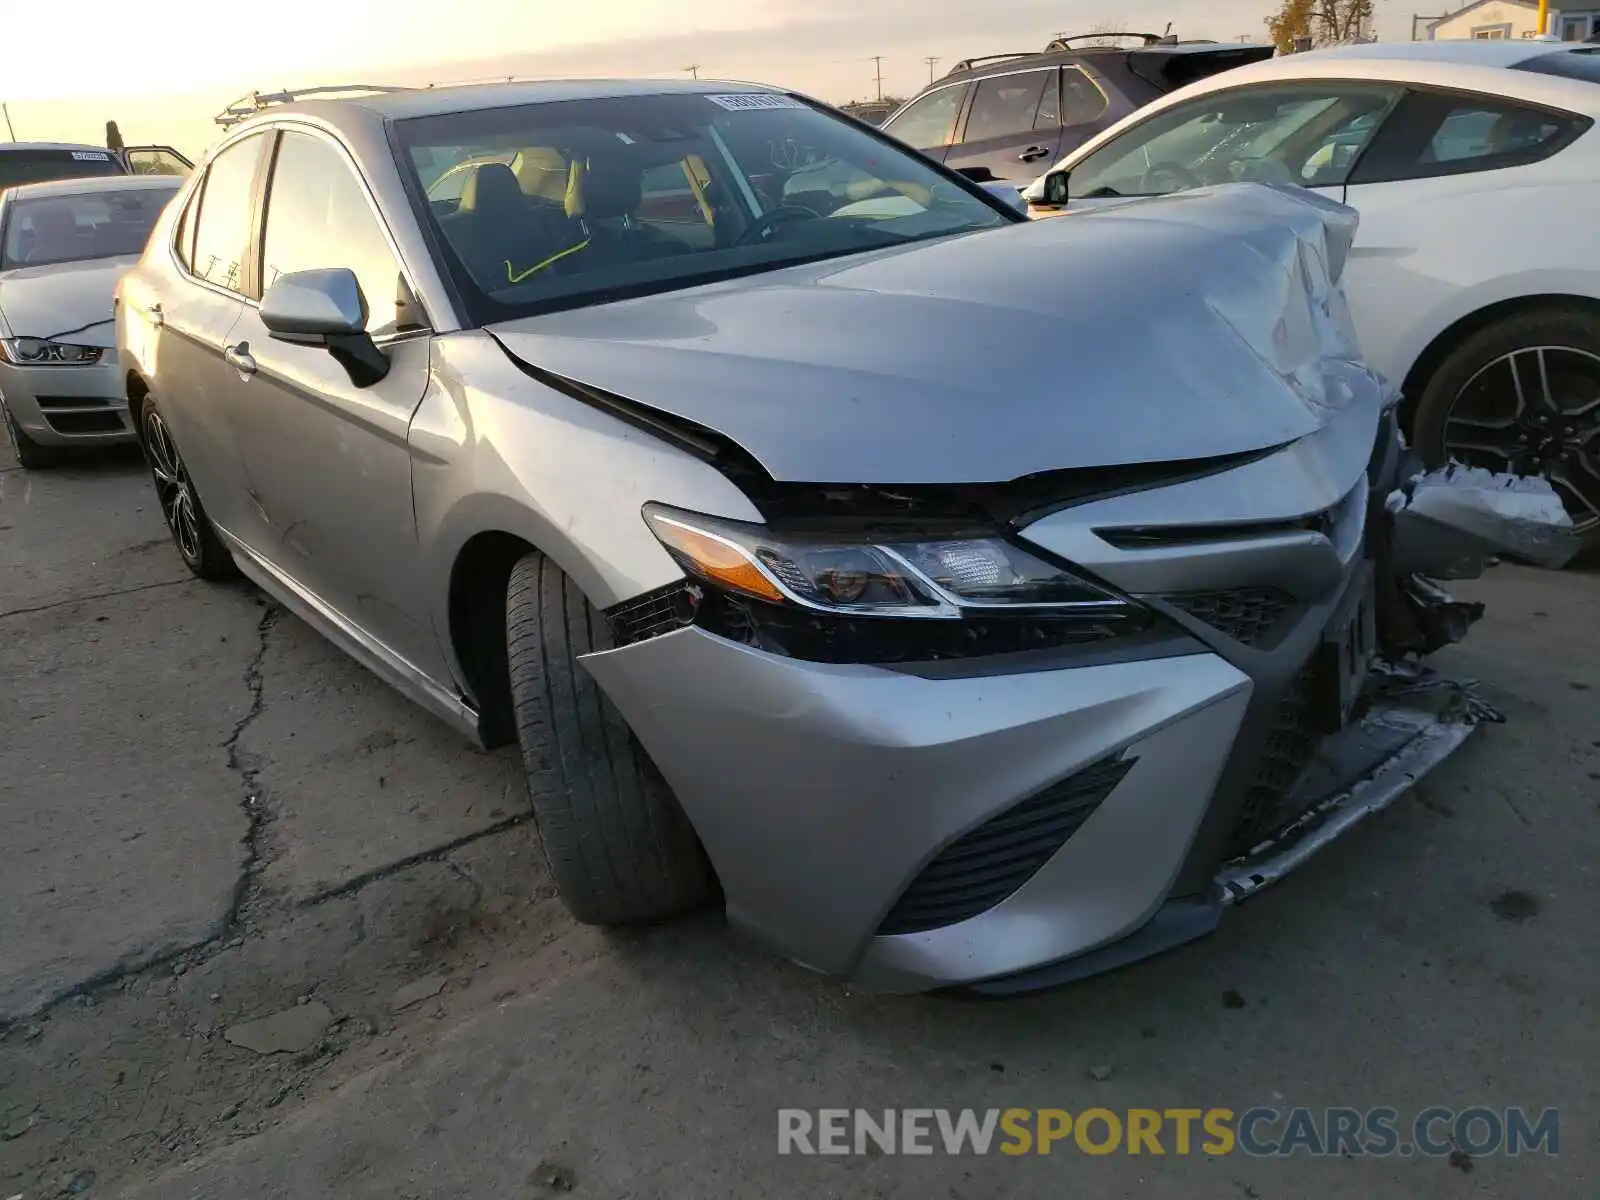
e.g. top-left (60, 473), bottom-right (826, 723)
top-left (505, 552), bottom-right (713, 925)
top-left (1412, 306), bottom-right (1600, 542)
top-left (139, 397), bottom-right (239, 581)
top-left (2, 402), bottom-right (65, 469)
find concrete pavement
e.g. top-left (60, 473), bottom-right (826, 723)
top-left (1, 435), bottom-right (1595, 1198)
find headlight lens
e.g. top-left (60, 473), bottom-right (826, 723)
top-left (0, 338), bottom-right (105, 365)
top-left (643, 504), bottom-right (1129, 618)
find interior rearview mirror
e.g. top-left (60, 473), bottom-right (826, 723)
top-left (1040, 169), bottom-right (1071, 207)
top-left (260, 267), bottom-right (390, 387)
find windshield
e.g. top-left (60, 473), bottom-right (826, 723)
top-left (1, 186), bottom-right (177, 270)
top-left (0, 149), bottom-right (126, 191)
top-left (394, 91), bottom-right (1013, 323)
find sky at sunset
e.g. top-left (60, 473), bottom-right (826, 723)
top-left (4, 0), bottom-right (1412, 157)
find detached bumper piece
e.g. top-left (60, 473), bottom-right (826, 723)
top-left (876, 755), bottom-right (1134, 936)
top-left (1215, 661), bottom-right (1502, 906)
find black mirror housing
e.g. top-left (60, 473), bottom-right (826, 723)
top-left (1040, 170), bottom-right (1071, 207)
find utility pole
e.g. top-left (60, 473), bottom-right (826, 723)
top-left (1537, 0), bottom-right (1549, 35)
top-left (684, 64), bottom-right (700, 80)
top-left (924, 55), bottom-right (940, 82)
top-left (870, 55), bottom-right (884, 102)
top-left (1, 102), bottom-right (15, 141)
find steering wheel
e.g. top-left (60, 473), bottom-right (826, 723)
top-left (1138, 162), bottom-right (1204, 193)
top-left (734, 205), bottom-right (823, 246)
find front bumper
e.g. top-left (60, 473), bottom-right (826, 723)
top-left (0, 356), bottom-right (133, 446)
top-left (583, 625), bottom-right (1253, 986)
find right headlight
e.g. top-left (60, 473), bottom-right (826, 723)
top-left (639, 504), bottom-right (1155, 662)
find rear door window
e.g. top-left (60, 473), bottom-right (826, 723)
top-left (190, 133), bottom-right (267, 295)
top-left (962, 71), bottom-right (1058, 142)
top-left (1349, 90), bottom-right (1590, 184)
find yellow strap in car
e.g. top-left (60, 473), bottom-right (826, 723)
top-left (681, 155), bottom-right (715, 225)
top-left (505, 238), bottom-right (590, 285)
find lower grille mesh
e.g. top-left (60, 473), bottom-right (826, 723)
top-left (877, 755), bottom-right (1135, 936)
top-left (606, 583), bottom-right (695, 648)
top-left (1165, 587), bottom-right (1295, 647)
top-left (1225, 669), bottom-right (1322, 858)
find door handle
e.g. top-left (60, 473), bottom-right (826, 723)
top-left (223, 342), bottom-right (257, 377)
top-left (148, 302), bottom-right (164, 328)
top-left (1018, 145), bottom-right (1051, 163)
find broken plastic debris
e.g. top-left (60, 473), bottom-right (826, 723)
top-left (1389, 462), bottom-right (1583, 572)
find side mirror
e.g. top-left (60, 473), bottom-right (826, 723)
top-left (260, 267), bottom-right (389, 387)
top-left (1040, 169), bottom-right (1071, 207)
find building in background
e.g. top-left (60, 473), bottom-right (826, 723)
top-left (1419, 0), bottom-right (1600, 40)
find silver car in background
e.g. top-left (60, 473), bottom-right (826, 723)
top-left (116, 80), bottom-right (1514, 994)
top-left (0, 175), bottom-right (181, 466)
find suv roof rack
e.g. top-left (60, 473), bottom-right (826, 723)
top-left (1044, 32), bottom-right (1180, 51)
top-left (945, 52), bottom-right (1038, 75)
top-left (214, 84), bottom-right (415, 127)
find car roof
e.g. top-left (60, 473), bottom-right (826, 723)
top-left (1292, 38), bottom-right (1572, 70)
top-left (1112, 40), bottom-right (1600, 114)
top-left (0, 141), bottom-right (119, 154)
top-left (3, 174), bottom-right (181, 201)
top-left (257, 77), bottom-right (782, 126)
top-left (935, 39), bottom-right (1276, 82)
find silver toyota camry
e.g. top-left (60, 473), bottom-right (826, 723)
top-left (0, 174), bottom-right (181, 467)
top-left (115, 80), bottom-right (1527, 994)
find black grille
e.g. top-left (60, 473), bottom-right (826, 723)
top-left (877, 755), bottom-right (1135, 936)
top-left (1164, 587), bottom-right (1294, 647)
top-left (1225, 670), bottom-right (1322, 858)
top-left (43, 411), bottom-right (124, 435)
top-left (606, 583), bottom-right (695, 648)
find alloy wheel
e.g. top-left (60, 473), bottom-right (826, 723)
top-left (142, 407), bottom-right (203, 562)
top-left (1442, 345), bottom-right (1600, 535)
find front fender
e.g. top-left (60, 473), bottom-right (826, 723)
top-left (411, 331), bottom-right (765, 685)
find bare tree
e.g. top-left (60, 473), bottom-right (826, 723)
top-left (1078, 20), bottom-right (1135, 47)
top-left (1267, 0), bottom-right (1375, 52)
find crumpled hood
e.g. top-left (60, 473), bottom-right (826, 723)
top-left (490, 183), bottom-right (1375, 485)
top-left (0, 255), bottom-right (135, 349)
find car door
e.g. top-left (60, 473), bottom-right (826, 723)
top-left (124, 145), bottom-right (193, 176)
top-left (879, 82), bottom-right (971, 163)
top-left (1040, 80), bottom-right (1405, 213)
top-left (147, 131), bottom-right (271, 536)
top-left (221, 125), bottom-right (445, 680)
top-left (1337, 87), bottom-right (1592, 383)
top-left (944, 68), bottom-right (1066, 183)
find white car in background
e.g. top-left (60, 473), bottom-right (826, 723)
top-left (1022, 40), bottom-right (1600, 543)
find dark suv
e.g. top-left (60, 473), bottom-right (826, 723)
top-left (880, 33), bottom-right (1275, 183)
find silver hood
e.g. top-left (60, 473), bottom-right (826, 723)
top-left (490, 183), bottom-right (1375, 485)
top-left (0, 255), bottom-right (136, 349)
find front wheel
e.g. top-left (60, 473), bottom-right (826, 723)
top-left (505, 552), bottom-right (713, 925)
top-left (1412, 306), bottom-right (1600, 543)
top-left (140, 398), bottom-right (239, 581)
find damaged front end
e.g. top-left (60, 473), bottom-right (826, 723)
top-left (1211, 451), bottom-right (1572, 911)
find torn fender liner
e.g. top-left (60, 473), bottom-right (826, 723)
top-left (489, 183), bottom-right (1376, 485)
top-left (1388, 461), bottom-right (1584, 572)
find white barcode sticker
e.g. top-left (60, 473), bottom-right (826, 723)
top-left (704, 93), bottom-right (808, 111)
top-left (70, 150), bottom-right (111, 161)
